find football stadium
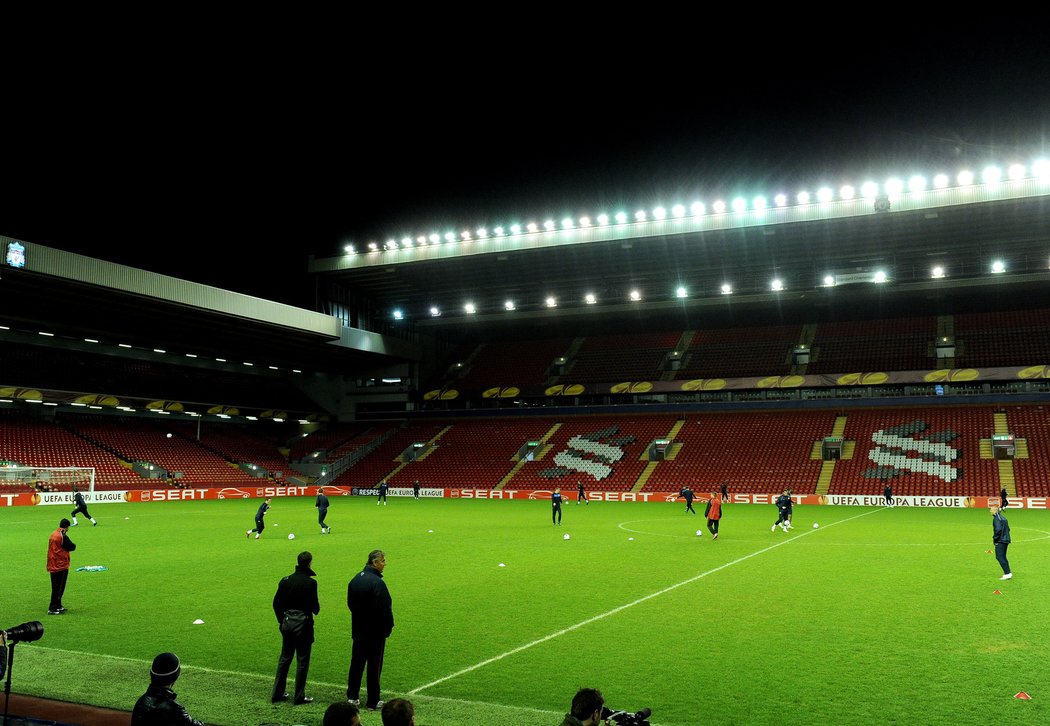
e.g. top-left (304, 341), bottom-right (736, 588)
top-left (3, 36), bottom-right (1050, 724)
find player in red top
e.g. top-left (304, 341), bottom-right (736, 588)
top-left (705, 492), bottom-right (723, 540)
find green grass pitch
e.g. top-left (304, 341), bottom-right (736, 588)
top-left (3, 496), bottom-right (1049, 725)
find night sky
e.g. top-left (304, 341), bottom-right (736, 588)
top-left (3, 27), bottom-right (1048, 309)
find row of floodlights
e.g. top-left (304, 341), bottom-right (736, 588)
top-left (0, 398), bottom-right (310, 424)
top-left (345, 161), bottom-right (1050, 254)
top-left (0, 326), bottom-right (302, 374)
top-left (391, 262), bottom-right (1014, 319)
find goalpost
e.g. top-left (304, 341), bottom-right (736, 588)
top-left (0, 466), bottom-right (96, 496)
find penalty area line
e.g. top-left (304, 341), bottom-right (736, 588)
top-left (409, 507), bottom-right (882, 696)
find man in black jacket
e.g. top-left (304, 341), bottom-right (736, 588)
top-left (272, 551), bottom-right (321, 705)
top-left (316, 487), bottom-right (331, 534)
top-left (347, 549), bottom-right (394, 711)
top-left (679, 487), bottom-right (695, 514)
top-left (70, 485), bottom-right (96, 526)
top-left (132, 652), bottom-right (204, 726)
top-left (990, 501), bottom-right (1013, 580)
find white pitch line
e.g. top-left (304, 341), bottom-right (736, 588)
top-left (409, 507), bottom-right (882, 695)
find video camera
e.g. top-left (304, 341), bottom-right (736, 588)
top-left (2, 622), bottom-right (43, 645)
top-left (602, 706), bottom-right (652, 726)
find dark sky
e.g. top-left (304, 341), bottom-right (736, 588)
top-left (3, 26), bottom-right (1048, 308)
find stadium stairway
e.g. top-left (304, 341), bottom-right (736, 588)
top-left (631, 418), bottom-right (686, 492)
top-left (496, 422), bottom-right (562, 489)
top-left (815, 416), bottom-right (849, 496)
top-left (381, 425), bottom-right (452, 483)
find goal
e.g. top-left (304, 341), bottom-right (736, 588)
top-left (0, 466), bottom-right (96, 495)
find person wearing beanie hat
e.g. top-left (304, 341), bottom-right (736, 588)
top-left (271, 551), bottom-right (320, 705)
top-left (132, 652), bottom-right (204, 725)
top-left (46, 518), bottom-right (76, 615)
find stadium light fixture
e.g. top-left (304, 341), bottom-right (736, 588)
top-left (860, 182), bottom-right (879, 199)
top-left (753, 196), bottom-right (767, 210)
top-left (931, 265), bottom-right (945, 279)
top-left (268, 366), bottom-right (279, 370)
top-left (387, 239), bottom-right (397, 250)
top-left (344, 244), bottom-right (355, 254)
top-left (908, 175), bottom-right (926, 193)
top-left (839, 185), bottom-right (855, 200)
top-left (773, 194), bottom-right (787, 208)
top-left (153, 348), bottom-right (166, 354)
top-left (429, 234), bottom-right (440, 244)
top-left (991, 260), bottom-right (1006, 273)
top-left (464, 302), bottom-right (477, 314)
top-left (429, 306), bottom-right (441, 317)
top-left (493, 226), bottom-right (505, 236)
top-left (38, 331), bottom-right (54, 337)
top-left (823, 275), bottom-right (836, 287)
top-left (561, 218), bottom-right (574, 230)
top-left (1008, 163), bottom-right (1026, 180)
top-left (816, 187), bottom-right (833, 204)
top-left (675, 286), bottom-right (688, 298)
top-left (526, 223), bottom-right (538, 233)
top-left (243, 362), bottom-right (254, 366)
top-left (615, 212), bottom-right (628, 224)
top-left (690, 202), bottom-right (706, 215)
top-left (652, 207), bottom-right (667, 220)
top-left (368, 241), bottom-right (379, 251)
top-left (504, 300), bottom-right (515, 311)
top-left (884, 178), bottom-right (903, 196)
top-left (721, 283), bottom-right (732, 295)
top-left (596, 214), bottom-right (609, 226)
top-left (796, 191), bottom-right (810, 205)
top-left (545, 296), bottom-right (557, 308)
top-left (417, 236), bottom-right (427, 245)
top-left (1033, 159), bottom-right (1050, 180)
top-left (215, 358), bottom-right (226, 362)
top-left (444, 232), bottom-right (456, 242)
top-left (579, 216), bottom-right (591, 227)
top-left (392, 309), bottom-right (404, 320)
top-left (509, 224), bottom-right (521, 235)
top-left (119, 343), bottom-right (132, 348)
top-left (629, 289), bottom-right (641, 301)
top-left (0, 325), bottom-right (8, 330)
top-left (933, 174), bottom-right (949, 189)
top-left (292, 369), bottom-right (302, 374)
top-left (634, 210), bottom-right (647, 222)
top-left (712, 200), bottom-right (727, 214)
top-left (671, 204), bottom-right (686, 218)
top-left (84, 338), bottom-right (99, 343)
top-left (476, 228), bottom-right (488, 238)
top-left (873, 270), bottom-right (888, 283)
top-left (771, 279), bottom-right (784, 291)
top-left (957, 170), bottom-right (975, 186)
top-left (401, 237), bottom-right (412, 247)
top-left (585, 293), bottom-right (597, 304)
top-left (543, 220), bottom-right (555, 231)
top-left (731, 198), bottom-right (746, 213)
top-left (982, 166), bottom-right (1002, 184)
top-left (461, 231), bottom-right (471, 241)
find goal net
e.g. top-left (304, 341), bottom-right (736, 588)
top-left (0, 466), bottom-right (96, 495)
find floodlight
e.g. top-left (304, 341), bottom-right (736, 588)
top-left (796, 191), bottom-right (810, 205)
top-left (504, 300), bottom-right (515, 311)
top-left (464, 302), bottom-right (477, 314)
top-left (675, 286), bottom-right (688, 298)
top-left (428, 234), bottom-right (440, 244)
top-left (493, 226), bottom-right (505, 236)
top-left (634, 210), bottom-right (647, 222)
top-left (387, 239), bottom-right (397, 249)
top-left (292, 369), bottom-right (301, 373)
top-left (509, 224), bottom-right (521, 235)
top-left (629, 290), bottom-right (641, 301)
top-left (1008, 163), bottom-right (1026, 180)
top-left (839, 185), bottom-right (855, 200)
top-left (268, 366), bottom-right (278, 370)
top-left (908, 175), bottom-right (926, 193)
top-left (85, 338), bottom-right (99, 343)
top-left (417, 236), bottom-right (427, 245)
top-left (393, 310), bottom-right (403, 320)
top-left (652, 207), bottom-right (666, 220)
top-left (215, 357), bottom-right (226, 362)
top-left (243, 362), bottom-right (253, 366)
top-left (753, 196), bottom-right (767, 210)
top-left (460, 231), bottom-right (471, 241)
top-left (991, 260), bottom-right (1006, 273)
top-left (720, 283), bottom-right (732, 295)
top-left (731, 198), bottom-right (746, 213)
top-left (596, 214), bottom-right (609, 226)
top-left (823, 275), bottom-right (836, 287)
top-left (690, 201), bottom-right (706, 215)
top-left (444, 232), bottom-right (455, 242)
top-left (369, 241), bottom-right (379, 251)
top-left (476, 228), bottom-right (488, 238)
top-left (932, 174), bottom-right (949, 189)
top-left (873, 270), bottom-right (888, 283)
top-left (344, 244), bottom-right (355, 254)
top-left (429, 306), bottom-right (441, 317)
top-left (671, 204), bottom-right (686, 218)
top-left (545, 296), bottom-right (557, 308)
top-left (615, 212), bottom-right (628, 224)
top-left (957, 170), bottom-right (975, 186)
top-left (931, 266), bottom-right (945, 279)
top-left (774, 194), bottom-right (787, 207)
top-left (1033, 159), bottom-right (1050, 180)
top-left (119, 343), bottom-right (132, 348)
top-left (771, 279), bottom-right (784, 291)
top-left (579, 216), bottom-right (591, 227)
top-left (982, 166), bottom-right (1002, 184)
top-left (153, 348), bottom-right (166, 354)
top-left (585, 293), bottom-right (597, 304)
top-left (860, 182), bottom-right (879, 199)
top-left (401, 237), bottom-right (412, 247)
top-left (884, 178), bottom-right (903, 196)
top-left (712, 200), bottom-right (726, 214)
top-left (816, 187), bottom-right (833, 203)
top-left (562, 218), bottom-right (574, 229)
top-left (543, 220), bottom-right (555, 231)
top-left (526, 223), bottom-right (538, 233)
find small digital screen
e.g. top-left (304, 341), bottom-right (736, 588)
top-left (934, 385), bottom-right (944, 396)
top-left (5, 242), bottom-right (25, 268)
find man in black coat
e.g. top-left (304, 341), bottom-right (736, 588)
top-left (679, 487), bottom-right (695, 514)
top-left (990, 501), bottom-right (1013, 580)
top-left (347, 549), bottom-right (394, 711)
top-left (132, 652), bottom-right (204, 726)
top-left (316, 487), bottom-right (331, 534)
top-left (272, 551), bottom-right (320, 705)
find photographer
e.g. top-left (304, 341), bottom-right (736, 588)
top-left (559, 688), bottom-right (604, 726)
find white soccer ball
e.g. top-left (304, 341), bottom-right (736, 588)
top-left (288, 533), bottom-right (296, 540)
top-left (696, 530), bottom-right (703, 536)
top-left (813, 523), bottom-right (819, 529)
top-left (563, 533), bottom-right (571, 540)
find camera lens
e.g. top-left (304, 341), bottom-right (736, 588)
top-left (4, 621), bottom-right (44, 644)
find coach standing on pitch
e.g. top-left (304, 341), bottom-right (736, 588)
top-left (347, 549), bottom-right (394, 711)
top-left (46, 518), bottom-right (76, 614)
top-left (272, 551), bottom-right (320, 705)
top-left (990, 501), bottom-right (1013, 580)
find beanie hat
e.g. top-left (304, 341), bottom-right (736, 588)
top-left (151, 652), bottom-right (181, 683)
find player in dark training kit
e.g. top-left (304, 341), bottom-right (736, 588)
top-left (248, 498), bottom-right (272, 539)
top-left (70, 486), bottom-right (97, 526)
top-left (316, 488), bottom-right (330, 534)
top-left (576, 481), bottom-right (588, 505)
top-left (552, 488), bottom-right (563, 525)
top-left (377, 481), bottom-right (388, 506)
top-left (679, 487), bottom-right (696, 514)
top-left (771, 490), bottom-right (790, 532)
